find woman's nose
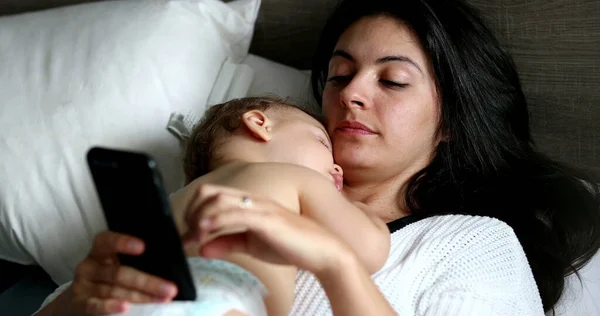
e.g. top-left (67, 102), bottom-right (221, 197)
top-left (340, 76), bottom-right (369, 109)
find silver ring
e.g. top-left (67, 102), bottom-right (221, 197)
top-left (239, 196), bottom-right (252, 209)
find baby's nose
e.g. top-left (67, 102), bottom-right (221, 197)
top-left (330, 164), bottom-right (344, 191)
top-left (331, 164), bottom-right (343, 176)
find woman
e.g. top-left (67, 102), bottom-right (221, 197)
top-left (37, 0), bottom-right (600, 315)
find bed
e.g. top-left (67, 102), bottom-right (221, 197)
top-left (0, 0), bottom-right (597, 315)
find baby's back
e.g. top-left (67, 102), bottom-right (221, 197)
top-left (174, 162), bottom-right (304, 218)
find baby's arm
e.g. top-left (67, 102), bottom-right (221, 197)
top-left (294, 168), bottom-right (390, 274)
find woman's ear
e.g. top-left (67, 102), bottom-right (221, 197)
top-left (241, 110), bottom-right (273, 142)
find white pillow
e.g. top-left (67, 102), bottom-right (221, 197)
top-left (0, 0), bottom-right (260, 285)
top-left (243, 54), bottom-right (319, 112)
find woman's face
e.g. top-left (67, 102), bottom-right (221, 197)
top-left (322, 15), bottom-right (440, 183)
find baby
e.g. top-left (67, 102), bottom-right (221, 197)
top-left (116, 96), bottom-right (390, 316)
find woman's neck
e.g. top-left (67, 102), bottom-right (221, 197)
top-left (342, 174), bottom-right (410, 223)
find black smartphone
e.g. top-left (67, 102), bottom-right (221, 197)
top-left (86, 146), bottom-right (196, 301)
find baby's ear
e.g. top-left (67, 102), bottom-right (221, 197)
top-left (241, 110), bottom-right (272, 142)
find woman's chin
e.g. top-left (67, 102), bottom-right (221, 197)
top-left (333, 148), bottom-right (375, 170)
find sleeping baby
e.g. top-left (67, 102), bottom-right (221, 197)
top-left (113, 96), bottom-right (391, 315)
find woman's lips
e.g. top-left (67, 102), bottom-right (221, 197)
top-left (335, 120), bottom-right (376, 135)
top-left (336, 127), bottom-right (376, 135)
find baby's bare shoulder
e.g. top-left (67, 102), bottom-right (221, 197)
top-left (230, 163), bottom-right (311, 211)
top-left (239, 162), bottom-right (322, 180)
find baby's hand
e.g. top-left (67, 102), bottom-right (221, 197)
top-left (71, 231), bottom-right (178, 315)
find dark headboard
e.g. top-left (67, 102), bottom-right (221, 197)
top-left (1, 0), bottom-right (598, 174)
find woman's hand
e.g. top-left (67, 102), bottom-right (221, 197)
top-left (182, 184), bottom-right (352, 276)
top-left (70, 231), bottom-right (178, 315)
top-left (182, 184), bottom-right (396, 316)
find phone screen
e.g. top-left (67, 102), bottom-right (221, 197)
top-left (87, 147), bottom-right (197, 301)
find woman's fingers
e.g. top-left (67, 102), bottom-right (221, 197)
top-left (86, 281), bottom-right (160, 303)
top-left (99, 265), bottom-right (177, 299)
top-left (204, 207), bottom-right (270, 236)
top-left (199, 208), bottom-right (296, 260)
top-left (181, 184), bottom-right (348, 272)
top-left (186, 184), bottom-right (251, 221)
top-left (76, 259), bottom-right (177, 299)
top-left (192, 184), bottom-right (251, 207)
top-left (188, 193), bottom-right (240, 228)
top-left (199, 205), bottom-right (349, 273)
top-left (71, 230), bottom-right (181, 315)
top-left (185, 186), bottom-right (266, 242)
top-left (90, 231), bottom-right (145, 261)
top-left (72, 296), bottom-right (128, 316)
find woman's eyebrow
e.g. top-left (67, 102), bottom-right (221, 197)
top-left (331, 49), bottom-right (423, 74)
top-left (331, 49), bottom-right (355, 62)
top-left (376, 55), bottom-right (423, 74)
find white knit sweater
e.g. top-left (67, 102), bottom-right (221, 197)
top-left (291, 215), bottom-right (545, 316)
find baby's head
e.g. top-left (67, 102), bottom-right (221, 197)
top-left (183, 96), bottom-right (342, 187)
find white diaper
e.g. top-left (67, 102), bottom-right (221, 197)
top-left (110, 257), bottom-right (268, 316)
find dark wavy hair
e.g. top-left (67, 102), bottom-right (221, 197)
top-left (311, 0), bottom-right (600, 313)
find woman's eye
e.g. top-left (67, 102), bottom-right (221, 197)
top-left (381, 80), bottom-right (408, 88)
top-left (328, 76), bottom-right (407, 89)
top-left (326, 75), bottom-right (351, 85)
